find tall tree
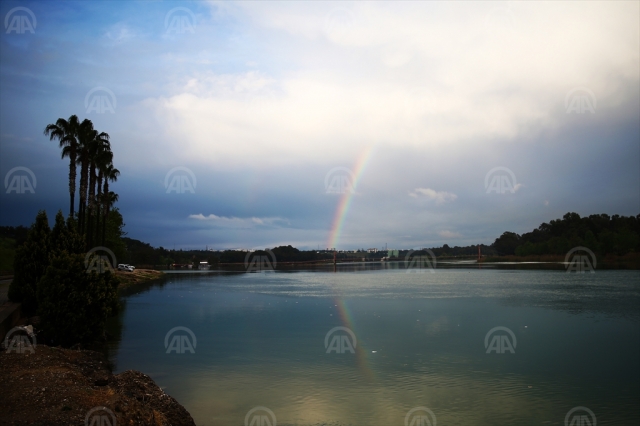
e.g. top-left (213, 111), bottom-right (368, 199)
top-left (76, 119), bottom-right (96, 233)
top-left (8, 210), bottom-right (51, 314)
top-left (102, 191), bottom-right (119, 246)
top-left (86, 131), bottom-right (111, 248)
top-left (94, 150), bottom-right (113, 246)
top-left (76, 122), bottom-right (109, 242)
top-left (101, 164), bottom-right (120, 245)
top-left (44, 115), bottom-right (80, 217)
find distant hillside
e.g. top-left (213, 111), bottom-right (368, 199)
top-left (492, 213), bottom-right (639, 256)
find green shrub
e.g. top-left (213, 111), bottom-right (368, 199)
top-left (37, 252), bottom-right (120, 346)
top-left (50, 211), bottom-right (84, 255)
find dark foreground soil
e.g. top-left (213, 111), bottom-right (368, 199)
top-left (0, 344), bottom-right (195, 426)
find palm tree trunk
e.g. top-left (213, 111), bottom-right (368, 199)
top-left (95, 172), bottom-right (103, 246)
top-left (87, 163), bottom-right (96, 248)
top-left (78, 158), bottom-right (89, 235)
top-left (69, 151), bottom-right (76, 218)
top-left (102, 182), bottom-right (109, 245)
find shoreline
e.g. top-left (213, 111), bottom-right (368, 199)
top-left (115, 268), bottom-right (166, 292)
top-left (0, 269), bottom-right (191, 426)
top-left (0, 344), bottom-right (195, 425)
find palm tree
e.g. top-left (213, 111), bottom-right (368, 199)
top-left (101, 164), bottom-right (120, 245)
top-left (44, 115), bottom-right (80, 217)
top-left (94, 150), bottom-right (114, 245)
top-left (76, 119), bottom-right (96, 233)
top-left (101, 191), bottom-right (119, 246)
top-left (86, 131), bottom-right (110, 248)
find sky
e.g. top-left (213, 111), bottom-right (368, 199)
top-left (0, 0), bottom-right (638, 250)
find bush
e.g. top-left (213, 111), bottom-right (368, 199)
top-left (37, 252), bottom-right (120, 346)
top-left (50, 211), bottom-right (84, 255)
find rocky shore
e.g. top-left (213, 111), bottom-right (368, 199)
top-left (0, 341), bottom-right (195, 425)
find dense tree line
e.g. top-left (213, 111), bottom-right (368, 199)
top-left (117, 242), bottom-right (330, 267)
top-left (492, 212), bottom-right (640, 256)
top-left (90, 213), bottom-right (640, 266)
top-left (8, 211), bottom-right (120, 346)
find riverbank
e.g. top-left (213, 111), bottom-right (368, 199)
top-left (0, 269), bottom-right (192, 425)
top-left (0, 344), bottom-right (195, 425)
top-left (115, 268), bottom-right (165, 291)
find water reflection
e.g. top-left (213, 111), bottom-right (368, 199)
top-left (106, 269), bottom-right (640, 425)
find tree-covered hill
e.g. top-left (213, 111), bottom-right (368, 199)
top-left (492, 213), bottom-right (639, 256)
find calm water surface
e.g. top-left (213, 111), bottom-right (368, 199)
top-left (107, 266), bottom-right (640, 425)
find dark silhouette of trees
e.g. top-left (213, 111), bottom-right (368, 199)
top-left (492, 212), bottom-right (640, 256)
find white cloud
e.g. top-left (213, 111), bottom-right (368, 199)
top-left (123, 1), bottom-right (639, 171)
top-left (438, 230), bottom-right (462, 239)
top-left (409, 188), bottom-right (457, 205)
top-left (188, 214), bottom-right (288, 228)
top-left (103, 22), bottom-right (138, 44)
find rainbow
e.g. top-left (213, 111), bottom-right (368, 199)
top-left (326, 146), bottom-right (375, 250)
top-left (324, 147), bottom-right (376, 380)
top-left (332, 293), bottom-right (375, 381)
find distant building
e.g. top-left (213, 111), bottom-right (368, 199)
top-left (387, 249), bottom-right (399, 258)
top-left (198, 261), bottom-right (210, 270)
top-left (367, 248), bottom-right (378, 253)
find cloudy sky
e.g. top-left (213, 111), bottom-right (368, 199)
top-left (1, 1), bottom-right (638, 250)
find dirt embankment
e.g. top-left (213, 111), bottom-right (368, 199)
top-left (0, 344), bottom-right (195, 426)
top-left (115, 269), bottom-right (165, 291)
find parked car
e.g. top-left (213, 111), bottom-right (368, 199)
top-left (117, 264), bottom-right (135, 272)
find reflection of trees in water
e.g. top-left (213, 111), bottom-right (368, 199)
top-left (104, 276), bottom-right (173, 367)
